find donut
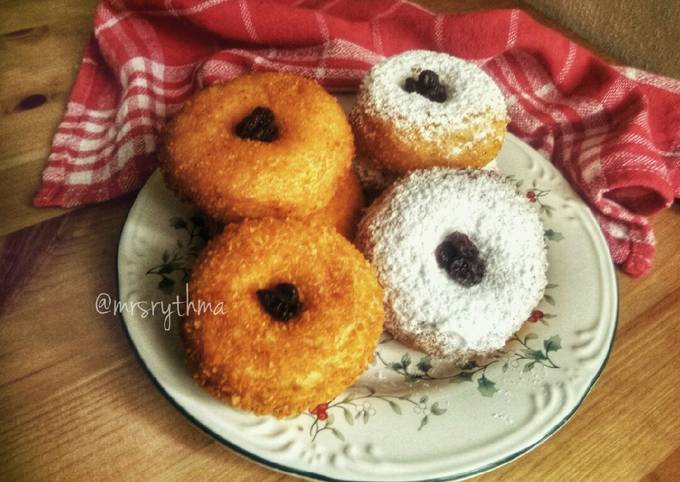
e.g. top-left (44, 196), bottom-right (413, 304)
top-left (350, 50), bottom-right (507, 176)
top-left (182, 218), bottom-right (384, 417)
top-left (161, 72), bottom-right (354, 222)
top-left (356, 168), bottom-right (547, 361)
top-left (201, 169), bottom-right (365, 241)
top-left (308, 168), bottom-right (365, 239)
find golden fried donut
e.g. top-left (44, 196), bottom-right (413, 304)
top-left (350, 50), bottom-right (508, 175)
top-left (161, 72), bottom-right (354, 222)
top-left (182, 218), bottom-right (384, 417)
top-left (307, 168), bottom-right (365, 239)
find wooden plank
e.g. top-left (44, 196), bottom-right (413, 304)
top-left (0, 0), bottom-right (98, 235)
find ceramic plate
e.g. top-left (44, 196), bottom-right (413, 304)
top-left (117, 96), bottom-right (618, 481)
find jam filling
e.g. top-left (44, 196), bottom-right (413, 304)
top-left (234, 106), bottom-right (278, 142)
top-left (435, 232), bottom-right (486, 287)
top-left (257, 282), bottom-right (301, 321)
top-left (403, 69), bottom-right (447, 103)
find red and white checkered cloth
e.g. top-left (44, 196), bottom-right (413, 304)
top-left (34, 0), bottom-right (680, 277)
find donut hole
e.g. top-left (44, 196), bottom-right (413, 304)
top-left (233, 106), bottom-right (278, 142)
top-left (402, 69), bottom-right (448, 103)
top-left (434, 231), bottom-right (486, 287)
top-left (256, 282), bottom-right (301, 321)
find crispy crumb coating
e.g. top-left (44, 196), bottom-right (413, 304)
top-left (198, 170), bottom-right (364, 242)
top-left (350, 108), bottom-right (506, 173)
top-left (307, 168), bottom-right (365, 240)
top-left (160, 73), bottom-right (354, 222)
top-left (182, 218), bottom-right (384, 418)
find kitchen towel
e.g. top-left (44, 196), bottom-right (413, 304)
top-left (34, 0), bottom-right (680, 277)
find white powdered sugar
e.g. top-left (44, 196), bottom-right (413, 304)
top-left (354, 50), bottom-right (507, 146)
top-left (357, 168), bottom-right (548, 361)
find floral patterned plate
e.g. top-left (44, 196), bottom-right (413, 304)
top-left (117, 96), bottom-right (618, 481)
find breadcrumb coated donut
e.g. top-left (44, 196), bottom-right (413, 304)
top-left (350, 50), bottom-right (507, 175)
top-left (182, 218), bottom-right (384, 417)
top-left (307, 169), bottom-right (365, 239)
top-left (190, 170), bottom-right (364, 243)
top-left (161, 72), bottom-right (354, 222)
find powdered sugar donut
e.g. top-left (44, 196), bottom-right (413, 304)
top-left (356, 168), bottom-right (548, 361)
top-left (350, 50), bottom-right (507, 177)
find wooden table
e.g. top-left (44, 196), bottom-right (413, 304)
top-left (1, 1), bottom-right (679, 481)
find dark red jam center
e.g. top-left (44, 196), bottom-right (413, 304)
top-left (435, 232), bottom-right (486, 287)
top-left (257, 282), bottom-right (301, 321)
top-left (403, 69), bottom-right (447, 103)
top-left (234, 106), bottom-right (278, 142)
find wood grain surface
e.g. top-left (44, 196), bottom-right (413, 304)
top-left (1, 1), bottom-right (679, 481)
